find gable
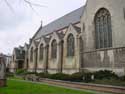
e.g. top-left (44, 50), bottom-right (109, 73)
top-left (49, 32), bottom-right (62, 44)
top-left (64, 24), bottom-right (81, 40)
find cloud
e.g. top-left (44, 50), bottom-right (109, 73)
top-left (0, 0), bottom-right (86, 54)
top-left (0, 0), bottom-right (33, 30)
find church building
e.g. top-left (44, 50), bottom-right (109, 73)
top-left (11, 0), bottom-right (125, 76)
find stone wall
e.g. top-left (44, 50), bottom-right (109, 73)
top-left (25, 0), bottom-right (125, 75)
top-left (81, 0), bottom-right (125, 52)
top-left (82, 47), bottom-right (125, 76)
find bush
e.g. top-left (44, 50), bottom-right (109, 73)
top-left (69, 72), bottom-right (84, 82)
top-left (49, 73), bottom-right (70, 80)
top-left (15, 69), bottom-right (37, 75)
top-left (6, 72), bottom-right (14, 77)
top-left (23, 71), bottom-right (36, 75)
top-left (36, 72), bottom-right (51, 78)
top-left (69, 72), bottom-right (93, 82)
top-left (36, 72), bottom-right (94, 82)
top-left (93, 70), bottom-right (118, 80)
top-left (16, 69), bottom-right (26, 75)
top-left (83, 72), bottom-right (93, 83)
top-left (120, 75), bottom-right (125, 81)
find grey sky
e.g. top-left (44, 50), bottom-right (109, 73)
top-left (0, 0), bottom-right (86, 54)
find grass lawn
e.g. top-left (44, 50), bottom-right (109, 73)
top-left (0, 80), bottom-right (96, 94)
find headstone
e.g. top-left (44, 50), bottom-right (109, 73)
top-left (0, 55), bottom-right (6, 87)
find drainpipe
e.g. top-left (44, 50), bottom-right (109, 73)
top-left (45, 45), bottom-right (49, 73)
top-left (34, 48), bottom-right (38, 73)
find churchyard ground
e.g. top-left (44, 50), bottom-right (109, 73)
top-left (0, 79), bottom-right (98, 94)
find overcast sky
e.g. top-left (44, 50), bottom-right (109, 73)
top-left (0, 0), bottom-right (86, 55)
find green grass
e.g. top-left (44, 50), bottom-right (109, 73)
top-left (9, 76), bottom-right (23, 80)
top-left (0, 80), bottom-right (95, 94)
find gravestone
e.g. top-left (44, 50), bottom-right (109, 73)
top-left (0, 55), bottom-right (6, 87)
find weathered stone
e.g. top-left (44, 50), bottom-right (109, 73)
top-left (10, 0), bottom-right (125, 76)
top-left (0, 55), bottom-right (6, 87)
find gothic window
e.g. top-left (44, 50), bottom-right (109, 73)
top-left (39, 44), bottom-right (44, 60)
top-left (51, 39), bottom-right (57, 59)
top-left (30, 47), bottom-right (33, 62)
top-left (95, 8), bottom-right (112, 49)
top-left (67, 34), bottom-right (75, 57)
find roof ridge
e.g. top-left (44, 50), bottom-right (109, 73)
top-left (43, 6), bottom-right (84, 28)
top-left (32, 6), bottom-right (84, 40)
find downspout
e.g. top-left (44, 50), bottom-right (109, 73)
top-left (34, 48), bottom-right (38, 73)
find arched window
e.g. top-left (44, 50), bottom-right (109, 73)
top-left (95, 8), bottom-right (112, 49)
top-left (30, 47), bottom-right (33, 62)
top-left (39, 44), bottom-right (44, 60)
top-left (51, 40), bottom-right (57, 59)
top-left (67, 34), bottom-right (75, 57)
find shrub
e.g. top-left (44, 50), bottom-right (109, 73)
top-left (16, 69), bottom-right (26, 75)
top-left (93, 70), bottom-right (118, 80)
top-left (6, 72), bottom-right (14, 77)
top-left (49, 73), bottom-right (70, 80)
top-left (69, 72), bottom-right (93, 82)
top-left (69, 72), bottom-right (84, 82)
top-left (36, 72), bottom-right (51, 78)
top-left (23, 72), bottom-right (36, 75)
top-left (120, 75), bottom-right (125, 81)
top-left (83, 72), bottom-right (93, 83)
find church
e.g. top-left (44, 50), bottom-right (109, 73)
top-left (10, 0), bottom-right (125, 76)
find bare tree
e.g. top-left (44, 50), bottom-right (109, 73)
top-left (3, 0), bottom-right (47, 14)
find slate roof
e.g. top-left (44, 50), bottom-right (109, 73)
top-left (33, 6), bottom-right (84, 40)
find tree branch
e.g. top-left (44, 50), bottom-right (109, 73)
top-left (4, 0), bottom-right (14, 13)
top-left (23, 0), bottom-right (39, 16)
top-left (2, 0), bottom-right (47, 14)
top-left (23, 0), bottom-right (47, 8)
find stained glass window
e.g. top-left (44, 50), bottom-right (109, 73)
top-left (95, 8), bottom-right (112, 49)
top-left (51, 40), bottom-right (57, 59)
top-left (67, 34), bottom-right (75, 56)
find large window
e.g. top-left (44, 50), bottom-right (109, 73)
top-left (95, 8), bottom-right (112, 49)
top-left (67, 34), bottom-right (75, 57)
top-left (39, 44), bottom-right (44, 60)
top-left (51, 40), bottom-right (57, 59)
top-left (30, 47), bottom-right (33, 62)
